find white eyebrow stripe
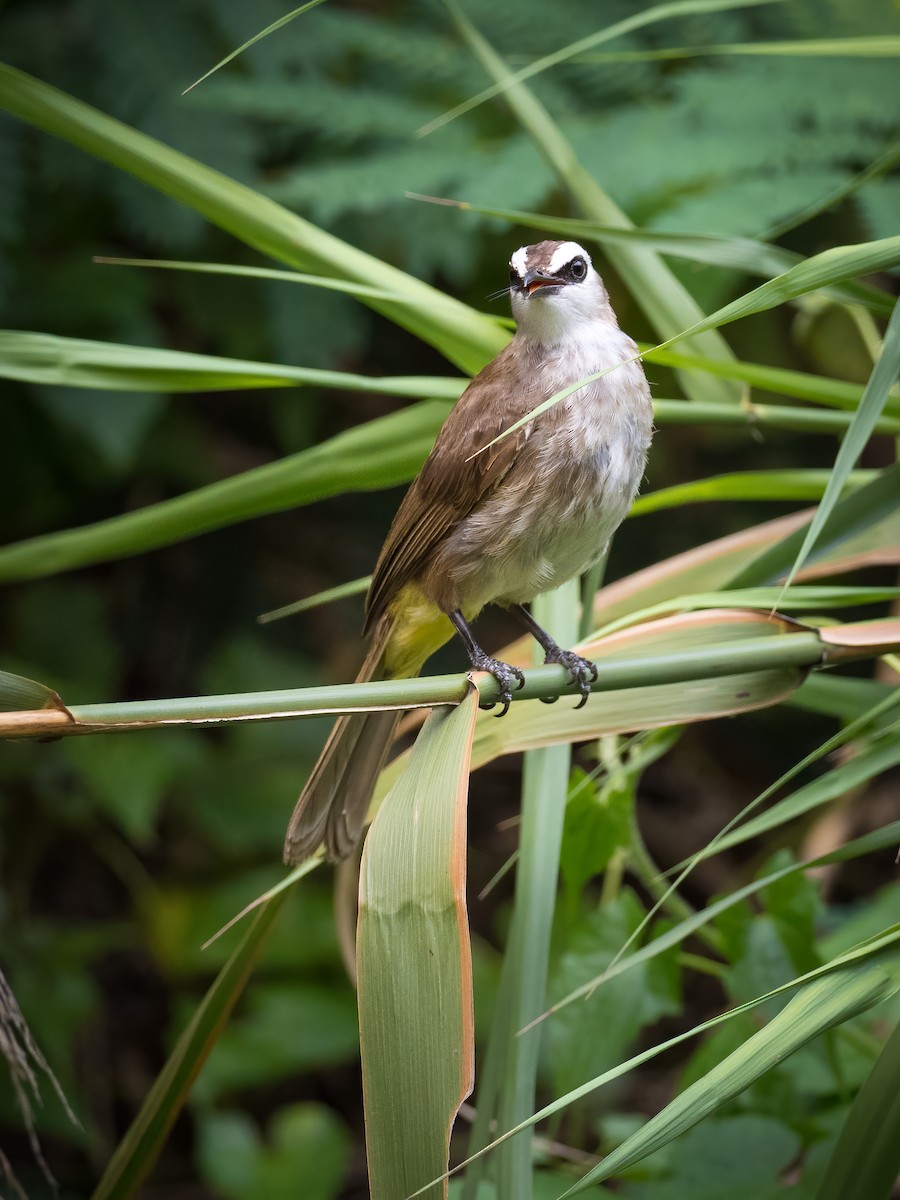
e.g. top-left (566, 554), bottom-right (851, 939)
top-left (548, 240), bottom-right (590, 274)
top-left (510, 246), bottom-right (529, 277)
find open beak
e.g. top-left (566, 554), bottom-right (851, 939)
top-left (523, 268), bottom-right (561, 296)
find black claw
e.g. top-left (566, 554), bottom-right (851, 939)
top-left (544, 648), bottom-right (597, 708)
top-left (471, 652), bottom-right (525, 717)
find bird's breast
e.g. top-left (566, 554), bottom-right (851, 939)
top-left (427, 338), bottom-right (653, 613)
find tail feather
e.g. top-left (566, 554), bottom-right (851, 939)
top-left (283, 618), bottom-right (399, 865)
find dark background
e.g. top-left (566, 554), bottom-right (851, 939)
top-left (0, 0), bottom-right (898, 1195)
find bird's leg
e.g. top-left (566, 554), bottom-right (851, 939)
top-left (449, 610), bottom-right (525, 717)
top-left (509, 604), bottom-right (597, 709)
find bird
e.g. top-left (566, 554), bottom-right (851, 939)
top-left (283, 240), bottom-right (653, 866)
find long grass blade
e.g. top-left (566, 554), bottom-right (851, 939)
top-left (776, 298), bottom-right (900, 598)
top-left (0, 399), bottom-right (449, 582)
top-left (644, 347), bottom-right (900, 413)
top-left (410, 934), bottom-right (900, 1196)
top-left (421, 0), bottom-right (785, 135)
top-left (182, 0), bottom-right (328, 95)
top-left (91, 893), bottom-right (288, 1200)
top-left (0, 330), bottom-right (464, 398)
top-left (631, 469), bottom-right (873, 516)
top-left (93, 256), bottom-right (408, 301)
top-left (576, 35), bottom-right (900, 63)
top-left (0, 64), bottom-right (507, 375)
top-left (563, 963), bottom-right (899, 1194)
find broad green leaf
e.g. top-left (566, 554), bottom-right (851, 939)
top-left (410, 197), bottom-right (893, 315)
top-left (358, 687), bottom-right (479, 1200)
top-left (92, 892), bottom-right (289, 1200)
top-left (0, 399), bottom-right (450, 582)
top-left (446, 0), bottom-right (744, 408)
top-left (0, 64), bottom-right (507, 375)
top-left (778, 297), bottom-right (900, 595)
top-left (0, 330), bottom-right (464, 398)
top-left (196, 1104), bottom-right (349, 1200)
top-left (183, 0), bottom-right (328, 95)
top-left (564, 963), bottom-right (899, 1193)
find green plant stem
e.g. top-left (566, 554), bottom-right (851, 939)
top-left (627, 805), bottom-right (724, 953)
top-left (496, 584), bottom-right (576, 1198)
top-left (0, 630), bottom-right (843, 739)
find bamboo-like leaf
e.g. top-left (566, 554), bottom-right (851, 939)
top-left (0, 330), bottom-right (464, 398)
top-left (777, 298), bottom-right (900, 596)
top-left (730, 464), bottom-right (900, 588)
top-left (0, 64), bottom-right (507, 375)
top-left (92, 893), bottom-right (288, 1200)
top-left (182, 0), bottom-right (328, 95)
top-left (563, 963), bottom-right (900, 1194)
top-left (0, 399), bottom-right (450, 582)
top-left (409, 196), bottom-right (893, 314)
top-left (357, 687), bottom-right (480, 1199)
top-left (445, 0), bottom-right (744, 408)
top-left (815, 1019), bottom-right (900, 1200)
top-left (422, 0), bottom-right (785, 135)
top-left (0, 668), bottom-right (68, 714)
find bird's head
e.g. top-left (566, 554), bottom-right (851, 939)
top-left (508, 240), bottom-right (614, 344)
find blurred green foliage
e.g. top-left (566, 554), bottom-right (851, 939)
top-left (0, 0), bottom-right (898, 1196)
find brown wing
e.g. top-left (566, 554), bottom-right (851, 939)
top-left (364, 342), bottom-right (529, 631)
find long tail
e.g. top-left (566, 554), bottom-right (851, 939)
top-left (283, 617), bottom-right (401, 865)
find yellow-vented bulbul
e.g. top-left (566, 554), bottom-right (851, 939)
top-left (284, 240), bottom-right (653, 865)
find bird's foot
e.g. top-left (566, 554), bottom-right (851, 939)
top-left (471, 653), bottom-right (526, 717)
top-left (540, 648), bottom-right (598, 709)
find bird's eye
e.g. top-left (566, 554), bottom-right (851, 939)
top-left (508, 266), bottom-right (519, 285)
top-left (569, 257), bottom-right (587, 280)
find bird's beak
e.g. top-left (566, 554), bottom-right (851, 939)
top-left (523, 268), bottom-right (561, 296)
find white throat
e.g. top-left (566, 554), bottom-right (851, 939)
top-left (511, 269), bottom-right (618, 351)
